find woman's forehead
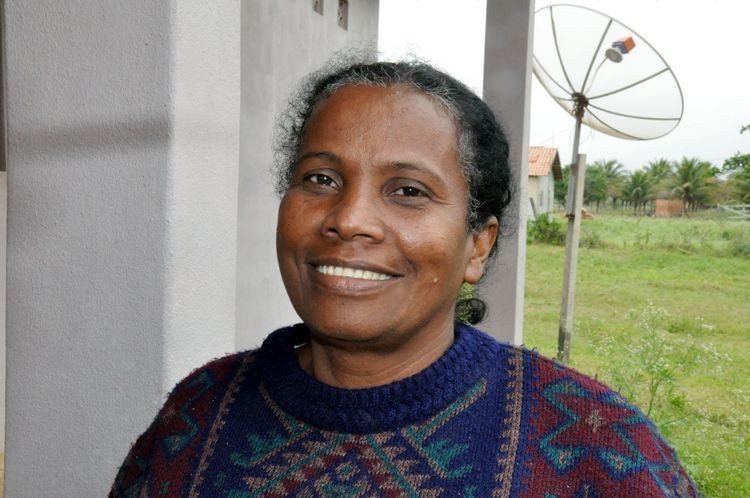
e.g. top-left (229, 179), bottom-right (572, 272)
top-left (304, 84), bottom-right (459, 150)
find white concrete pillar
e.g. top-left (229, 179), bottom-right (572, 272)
top-left (3, 1), bottom-right (239, 495)
top-left (482, 0), bottom-right (535, 344)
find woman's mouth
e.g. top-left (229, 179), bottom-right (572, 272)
top-left (315, 265), bottom-right (392, 281)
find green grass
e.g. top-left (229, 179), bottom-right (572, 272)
top-left (524, 212), bottom-right (750, 497)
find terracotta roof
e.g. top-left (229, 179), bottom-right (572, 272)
top-left (528, 146), bottom-right (562, 180)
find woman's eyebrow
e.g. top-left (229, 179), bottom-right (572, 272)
top-left (296, 151), bottom-right (341, 164)
top-left (383, 161), bottom-right (448, 188)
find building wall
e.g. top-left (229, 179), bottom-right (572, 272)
top-left (546, 173), bottom-right (556, 212)
top-left (538, 173), bottom-right (552, 213)
top-left (529, 174), bottom-right (555, 214)
top-left (528, 176), bottom-right (539, 212)
top-left (0, 172), bottom-right (5, 451)
top-left (4, 1), bottom-right (239, 495)
top-left (538, 175), bottom-right (548, 212)
top-left (655, 199), bottom-right (685, 217)
top-left (236, 0), bottom-right (379, 349)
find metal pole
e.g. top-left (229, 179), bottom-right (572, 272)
top-left (558, 151), bottom-right (587, 363)
top-left (565, 112), bottom-right (583, 216)
top-left (557, 98), bottom-right (587, 362)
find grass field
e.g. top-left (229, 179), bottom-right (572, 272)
top-left (523, 212), bottom-right (750, 497)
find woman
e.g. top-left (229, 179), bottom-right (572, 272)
top-left (111, 61), bottom-right (698, 497)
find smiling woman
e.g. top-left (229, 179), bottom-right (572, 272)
top-left (277, 83), bottom-right (497, 387)
top-left (110, 61), bottom-right (699, 497)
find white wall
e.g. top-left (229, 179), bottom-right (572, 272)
top-left (3, 1), bottom-right (239, 495)
top-left (548, 174), bottom-right (556, 211)
top-left (529, 174), bottom-right (556, 215)
top-left (528, 176), bottom-right (540, 208)
top-left (538, 174), bottom-right (553, 213)
top-left (236, 0), bottom-right (379, 349)
top-left (0, 172), bottom-right (5, 451)
top-left (165, 1), bottom-right (240, 390)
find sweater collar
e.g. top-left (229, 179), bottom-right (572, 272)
top-left (258, 322), bottom-right (501, 433)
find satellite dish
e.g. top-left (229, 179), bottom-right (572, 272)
top-left (533, 3), bottom-right (684, 141)
top-left (531, 4), bottom-right (684, 362)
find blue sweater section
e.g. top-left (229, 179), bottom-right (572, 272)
top-left (258, 322), bottom-right (503, 433)
top-left (110, 323), bottom-right (700, 497)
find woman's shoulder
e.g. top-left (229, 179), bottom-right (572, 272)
top-left (483, 333), bottom-right (664, 448)
top-left (133, 348), bottom-right (260, 443)
top-left (464, 324), bottom-right (632, 402)
top-left (170, 324), bottom-right (307, 392)
top-left (460, 324), bottom-right (647, 428)
top-left (110, 349), bottom-right (261, 497)
top-left (147, 350), bottom-right (257, 416)
top-left (170, 348), bottom-right (257, 393)
top-left (467, 326), bottom-right (699, 496)
top-left (508, 341), bottom-right (619, 396)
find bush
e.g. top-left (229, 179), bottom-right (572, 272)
top-left (589, 304), bottom-right (725, 418)
top-left (728, 230), bottom-right (750, 258)
top-left (528, 213), bottom-right (565, 245)
top-left (580, 230), bottom-right (605, 249)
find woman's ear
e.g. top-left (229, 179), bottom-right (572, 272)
top-left (464, 216), bottom-right (499, 285)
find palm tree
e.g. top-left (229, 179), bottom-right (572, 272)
top-left (598, 159), bottom-right (626, 208)
top-left (643, 158), bottom-right (673, 184)
top-left (643, 158), bottom-right (674, 209)
top-left (671, 157), bottom-right (716, 214)
top-left (600, 159), bottom-right (625, 178)
top-left (622, 171), bottom-right (653, 213)
top-left (721, 127), bottom-right (750, 203)
top-left (584, 164), bottom-right (608, 211)
top-left (554, 164), bottom-right (570, 208)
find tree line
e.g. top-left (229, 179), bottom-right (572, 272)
top-left (554, 126), bottom-right (750, 214)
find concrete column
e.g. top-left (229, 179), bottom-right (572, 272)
top-left (3, 1), bottom-right (239, 495)
top-left (482, 0), bottom-right (535, 344)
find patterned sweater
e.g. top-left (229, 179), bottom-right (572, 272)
top-left (111, 323), bottom-right (699, 497)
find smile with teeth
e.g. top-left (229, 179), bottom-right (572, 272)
top-left (316, 265), bottom-right (393, 281)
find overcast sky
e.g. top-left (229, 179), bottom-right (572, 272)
top-left (379, 0), bottom-right (749, 171)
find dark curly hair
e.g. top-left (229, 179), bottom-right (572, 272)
top-left (274, 59), bottom-right (513, 324)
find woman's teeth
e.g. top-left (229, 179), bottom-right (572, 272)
top-left (316, 265), bottom-right (392, 280)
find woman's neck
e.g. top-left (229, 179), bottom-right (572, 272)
top-left (297, 319), bottom-right (455, 389)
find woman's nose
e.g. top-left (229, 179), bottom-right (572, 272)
top-left (321, 187), bottom-right (386, 242)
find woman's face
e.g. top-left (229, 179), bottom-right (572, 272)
top-left (276, 84), bottom-right (496, 350)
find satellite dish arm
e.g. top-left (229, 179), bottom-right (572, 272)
top-left (580, 19), bottom-right (613, 93)
top-left (588, 67), bottom-right (670, 100)
top-left (550, 7), bottom-right (577, 92)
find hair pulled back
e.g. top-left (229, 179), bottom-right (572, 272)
top-left (274, 59), bottom-right (513, 324)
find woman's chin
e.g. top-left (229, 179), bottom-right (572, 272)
top-left (303, 319), bottom-right (410, 352)
top-left (308, 322), bottom-right (389, 345)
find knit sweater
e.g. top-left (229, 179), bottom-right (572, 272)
top-left (110, 323), bottom-right (699, 497)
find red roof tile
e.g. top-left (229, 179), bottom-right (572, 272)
top-left (528, 146), bottom-right (562, 180)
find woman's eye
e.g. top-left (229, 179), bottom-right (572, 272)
top-left (394, 186), bottom-right (426, 197)
top-left (305, 174), bottom-right (337, 187)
